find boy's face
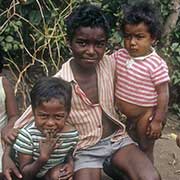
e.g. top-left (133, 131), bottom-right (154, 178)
top-left (69, 27), bottom-right (107, 70)
top-left (34, 98), bottom-right (67, 137)
top-left (123, 22), bottom-right (155, 57)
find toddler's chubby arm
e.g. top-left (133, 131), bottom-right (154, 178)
top-left (146, 82), bottom-right (169, 139)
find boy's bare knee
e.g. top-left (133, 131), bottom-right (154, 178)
top-left (44, 168), bottom-right (59, 180)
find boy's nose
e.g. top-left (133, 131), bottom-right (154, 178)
top-left (46, 118), bottom-right (55, 126)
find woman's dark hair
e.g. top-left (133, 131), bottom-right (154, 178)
top-left (30, 77), bottom-right (72, 114)
top-left (121, 2), bottom-right (162, 40)
top-left (65, 3), bottom-right (110, 42)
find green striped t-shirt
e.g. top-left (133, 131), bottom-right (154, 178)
top-left (13, 121), bottom-right (78, 177)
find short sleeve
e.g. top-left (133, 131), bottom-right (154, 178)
top-left (151, 60), bottom-right (170, 86)
top-left (13, 128), bottom-right (33, 155)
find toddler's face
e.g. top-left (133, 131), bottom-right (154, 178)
top-left (34, 98), bottom-right (67, 137)
top-left (123, 22), bottom-right (155, 57)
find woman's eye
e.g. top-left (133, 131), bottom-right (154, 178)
top-left (96, 42), bottom-right (106, 48)
top-left (77, 41), bottom-right (86, 46)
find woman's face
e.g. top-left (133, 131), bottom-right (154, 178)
top-left (69, 27), bottom-right (107, 70)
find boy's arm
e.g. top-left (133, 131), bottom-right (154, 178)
top-left (59, 129), bottom-right (78, 180)
top-left (2, 145), bottom-right (22, 180)
top-left (147, 82), bottom-right (169, 139)
top-left (59, 148), bottom-right (74, 180)
top-left (18, 135), bottom-right (59, 180)
top-left (17, 152), bottom-right (47, 180)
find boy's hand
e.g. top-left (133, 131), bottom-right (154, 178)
top-left (146, 120), bottom-right (162, 139)
top-left (58, 163), bottom-right (73, 180)
top-left (2, 149), bottom-right (22, 180)
top-left (1, 126), bottom-right (19, 144)
top-left (39, 131), bottom-right (61, 162)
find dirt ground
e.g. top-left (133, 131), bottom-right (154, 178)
top-left (102, 114), bottom-right (180, 180)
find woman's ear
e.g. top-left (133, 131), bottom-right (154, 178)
top-left (66, 37), bottom-right (73, 55)
top-left (66, 37), bottom-right (72, 49)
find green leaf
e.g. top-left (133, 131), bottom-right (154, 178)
top-left (29, 10), bottom-right (42, 26)
top-left (5, 36), bottom-right (14, 42)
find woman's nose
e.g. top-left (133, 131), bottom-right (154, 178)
top-left (87, 45), bottom-right (95, 54)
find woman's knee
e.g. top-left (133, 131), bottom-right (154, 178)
top-left (140, 170), bottom-right (161, 180)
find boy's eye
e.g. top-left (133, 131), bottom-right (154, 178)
top-left (55, 115), bottom-right (65, 120)
top-left (39, 114), bottom-right (48, 119)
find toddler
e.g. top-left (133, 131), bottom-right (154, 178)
top-left (112, 2), bottom-right (170, 162)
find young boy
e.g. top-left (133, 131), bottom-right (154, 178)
top-left (3, 4), bottom-right (161, 180)
top-left (112, 2), bottom-right (170, 162)
top-left (13, 77), bottom-right (78, 180)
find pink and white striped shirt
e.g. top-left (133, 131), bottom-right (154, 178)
top-left (15, 55), bottom-right (126, 151)
top-left (112, 48), bottom-right (170, 107)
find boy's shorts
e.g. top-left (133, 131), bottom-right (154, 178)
top-left (74, 134), bottom-right (136, 171)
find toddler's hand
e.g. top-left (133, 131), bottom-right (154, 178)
top-left (146, 120), bottom-right (162, 139)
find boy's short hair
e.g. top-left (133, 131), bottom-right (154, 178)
top-left (30, 77), bottom-right (72, 114)
top-left (65, 3), bottom-right (110, 42)
top-left (121, 2), bottom-right (162, 40)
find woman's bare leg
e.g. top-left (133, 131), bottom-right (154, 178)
top-left (111, 144), bottom-right (161, 180)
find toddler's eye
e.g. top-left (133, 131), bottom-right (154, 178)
top-left (136, 35), bottom-right (144, 40)
top-left (124, 34), bottom-right (131, 40)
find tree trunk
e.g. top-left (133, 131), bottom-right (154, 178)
top-left (162, 0), bottom-right (180, 44)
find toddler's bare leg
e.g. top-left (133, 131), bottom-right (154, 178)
top-left (127, 108), bottom-right (155, 162)
top-left (136, 113), bottom-right (155, 163)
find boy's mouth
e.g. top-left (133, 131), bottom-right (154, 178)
top-left (44, 129), bottom-right (57, 137)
